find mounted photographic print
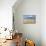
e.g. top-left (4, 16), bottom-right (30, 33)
top-left (23, 15), bottom-right (36, 24)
